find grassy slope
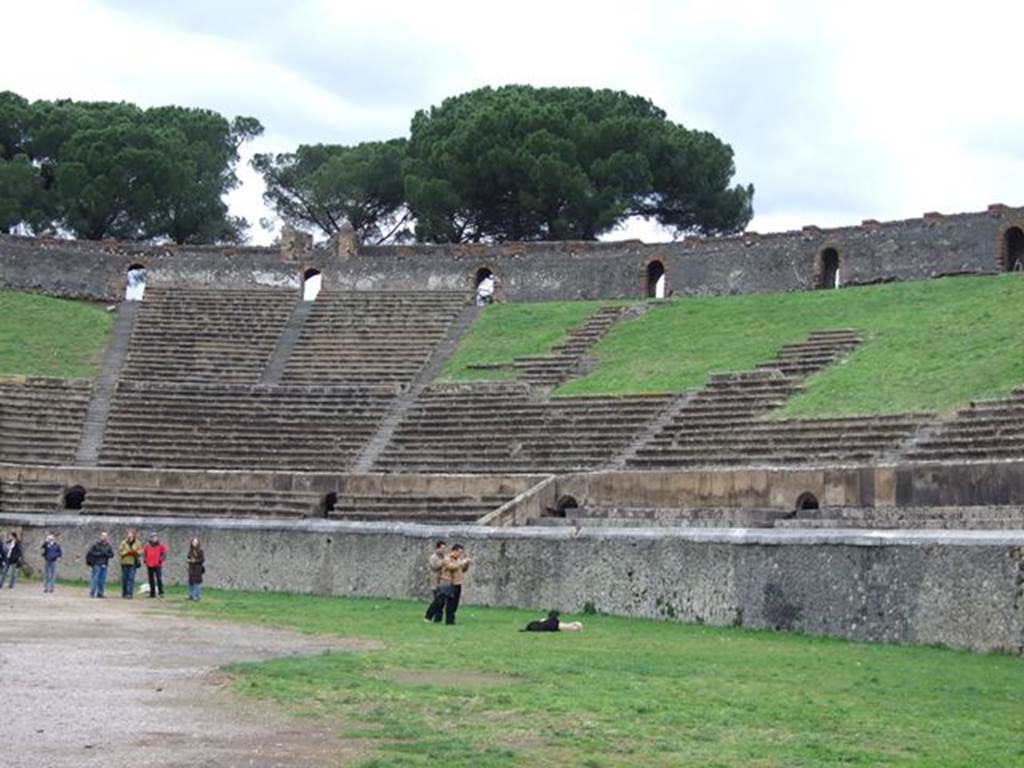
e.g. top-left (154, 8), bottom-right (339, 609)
top-left (189, 590), bottom-right (1024, 768)
top-left (0, 290), bottom-right (112, 379)
top-left (452, 276), bottom-right (1023, 418)
top-left (442, 300), bottom-right (618, 381)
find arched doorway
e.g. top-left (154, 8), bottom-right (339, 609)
top-left (321, 491), bottom-right (337, 518)
top-left (63, 485), bottom-right (87, 511)
top-left (646, 260), bottom-right (666, 299)
top-left (794, 492), bottom-right (820, 512)
top-left (302, 268), bottom-right (322, 301)
top-left (817, 248), bottom-right (840, 289)
top-left (1003, 227), bottom-right (1024, 272)
top-left (475, 267), bottom-right (495, 306)
top-left (125, 263), bottom-right (147, 301)
top-left (551, 494), bottom-right (579, 518)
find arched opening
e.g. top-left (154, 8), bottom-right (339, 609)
top-left (1003, 227), bottom-right (1024, 272)
top-left (474, 267), bottom-right (495, 306)
top-left (321, 491), bottom-right (337, 518)
top-left (302, 268), bottom-right (322, 301)
top-left (646, 260), bottom-right (666, 299)
top-left (125, 263), bottom-right (147, 301)
top-left (63, 485), bottom-right (87, 511)
top-left (551, 494), bottom-right (579, 518)
top-left (794, 492), bottom-right (820, 512)
top-left (817, 248), bottom-right (840, 289)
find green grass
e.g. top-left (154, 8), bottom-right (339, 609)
top-left (186, 590), bottom-right (1024, 768)
top-left (442, 301), bottom-right (621, 381)
top-left (0, 290), bottom-right (112, 379)
top-left (480, 275), bottom-right (1023, 418)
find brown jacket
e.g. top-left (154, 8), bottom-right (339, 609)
top-left (441, 553), bottom-right (470, 586)
top-left (427, 551), bottom-right (445, 588)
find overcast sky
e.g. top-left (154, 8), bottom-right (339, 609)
top-left (4, 0), bottom-right (1023, 244)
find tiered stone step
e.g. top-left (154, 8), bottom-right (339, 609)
top-left (775, 505), bottom-right (1024, 530)
top-left (98, 381), bottom-right (396, 471)
top-left (631, 413), bottom-right (932, 467)
top-left (0, 378), bottom-right (92, 465)
top-left (527, 505), bottom-right (785, 528)
top-left (374, 383), bottom-right (672, 473)
top-left (901, 389), bottom-right (1024, 462)
top-left (625, 330), bottom-right (913, 469)
top-left (510, 306), bottom-right (627, 387)
top-left (0, 479), bottom-right (65, 515)
top-left (120, 287), bottom-right (296, 384)
top-left (329, 494), bottom-right (512, 524)
top-left (76, 486), bottom-right (322, 519)
top-left (281, 291), bottom-right (469, 387)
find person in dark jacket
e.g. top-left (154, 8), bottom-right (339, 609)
top-left (1, 531), bottom-right (23, 589)
top-left (86, 532), bottom-right (114, 598)
top-left (41, 532), bottom-right (63, 593)
top-left (186, 538), bottom-right (205, 601)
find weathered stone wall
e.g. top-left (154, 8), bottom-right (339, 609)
top-left (3, 205), bottom-right (1022, 302)
top-left (5, 512), bottom-right (1022, 654)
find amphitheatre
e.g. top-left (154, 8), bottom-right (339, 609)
top-left (2, 202), bottom-right (1024, 762)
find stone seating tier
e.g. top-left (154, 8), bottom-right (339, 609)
top-left (900, 389), bottom-right (1024, 462)
top-left (510, 306), bottom-right (628, 387)
top-left (374, 384), bottom-right (673, 473)
top-left (328, 494), bottom-right (511, 523)
top-left (0, 479), bottom-right (67, 515)
top-left (98, 382), bottom-right (396, 471)
top-left (775, 505), bottom-right (1024, 530)
top-left (120, 287), bottom-right (296, 384)
top-left (281, 291), bottom-right (469, 386)
top-left (0, 379), bottom-right (92, 465)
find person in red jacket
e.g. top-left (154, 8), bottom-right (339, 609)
top-left (143, 532), bottom-right (168, 598)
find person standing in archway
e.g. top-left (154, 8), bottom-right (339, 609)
top-left (144, 533), bottom-right (168, 598)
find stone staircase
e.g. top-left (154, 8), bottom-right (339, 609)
top-left (900, 388), bottom-right (1024, 462)
top-left (373, 382), bottom-right (673, 473)
top-left (97, 381), bottom-right (396, 471)
top-left (280, 291), bottom-right (470, 387)
top-left (120, 287), bottom-right (296, 384)
top-left (329, 493), bottom-right (512, 524)
top-left (626, 329), bottom-right (927, 468)
top-left (0, 379), bottom-right (92, 465)
top-left (775, 505), bottom-right (1024, 530)
top-left (509, 305), bottom-right (628, 387)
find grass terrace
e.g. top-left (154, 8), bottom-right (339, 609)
top-left (447, 275), bottom-right (1024, 417)
top-left (189, 590), bottom-right (1024, 768)
top-left (0, 290), bottom-right (112, 379)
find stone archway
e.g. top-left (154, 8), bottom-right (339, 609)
top-left (475, 267), bottom-right (495, 305)
top-left (302, 268), bottom-right (322, 301)
top-left (795, 492), bottom-right (820, 512)
top-left (1002, 226), bottom-right (1024, 272)
top-left (646, 260), bottom-right (666, 299)
top-left (125, 263), bottom-right (147, 301)
top-left (817, 248), bottom-right (840, 289)
top-left (63, 485), bottom-right (87, 511)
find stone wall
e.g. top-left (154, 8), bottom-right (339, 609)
top-left (3, 204), bottom-right (1022, 303)
top-left (4, 512), bottom-right (1022, 654)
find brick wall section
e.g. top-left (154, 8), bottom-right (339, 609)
top-left (1, 205), bottom-right (1023, 303)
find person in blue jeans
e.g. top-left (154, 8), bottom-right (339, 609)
top-left (1, 531), bottom-right (23, 589)
top-left (41, 532), bottom-right (62, 593)
top-left (86, 532), bottom-right (114, 598)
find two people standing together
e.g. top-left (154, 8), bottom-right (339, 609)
top-left (424, 541), bottom-right (470, 625)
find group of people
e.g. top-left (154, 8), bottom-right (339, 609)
top-left (423, 541), bottom-right (471, 625)
top-left (0, 529), bottom-right (205, 601)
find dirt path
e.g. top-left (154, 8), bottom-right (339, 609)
top-left (1, 585), bottom-right (376, 767)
